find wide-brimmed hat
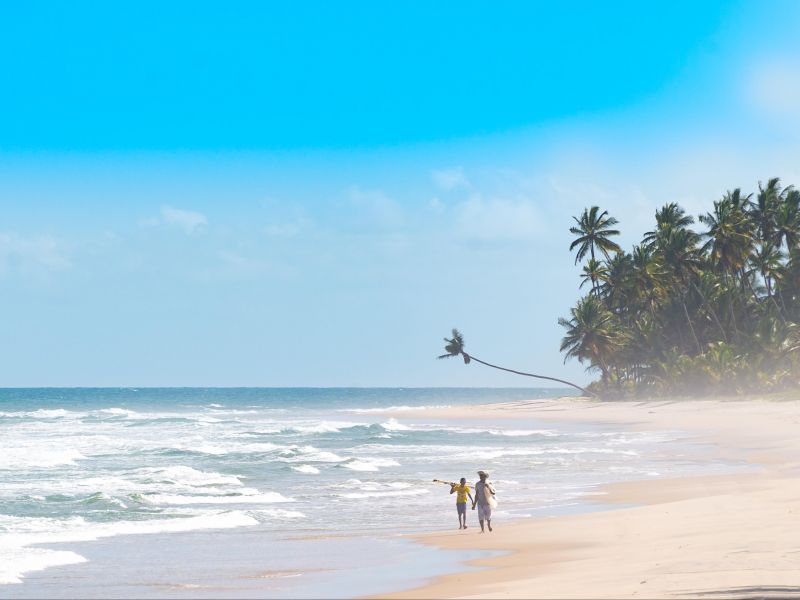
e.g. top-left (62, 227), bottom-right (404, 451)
top-left (477, 470), bottom-right (489, 477)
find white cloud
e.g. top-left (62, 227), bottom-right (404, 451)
top-left (0, 233), bottom-right (70, 275)
top-left (160, 205), bottom-right (208, 233)
top-left (453, 194), bottom-right (542, 241)
top-left (432, 166), bottom-right (470, 191)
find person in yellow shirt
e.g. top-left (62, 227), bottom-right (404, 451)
top-left (449, 478), bottom-right (474, 530)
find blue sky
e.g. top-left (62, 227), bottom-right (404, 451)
top-left (0, 2), bottom-right (738, 149)
top-left (1, 1), bottom-right (800, 386)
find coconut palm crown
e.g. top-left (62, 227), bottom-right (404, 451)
top-left (438, 328), bottom-right (470, 364)
top-left (569, 206), bottom-right (622, 264)
top-left (562, 179), bottom-right (800, 397)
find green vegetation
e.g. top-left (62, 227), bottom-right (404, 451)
top-left (562, 178), bottom-right (800, 397)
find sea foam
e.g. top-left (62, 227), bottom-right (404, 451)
top-left (0, 447), bottom-right (86, 470)
top-left (291, 465), bottom-right (321, 475)
top-left (0, 387), bottom-right (728, 589)
top-left (0, 511), bottom-right (258, 584)
top-left (341, 458), bottom-right (400, 472)
top-left (0, 546), bottom-right (87, 585)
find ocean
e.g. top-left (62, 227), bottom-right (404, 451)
top-left (0, 388), bottom-right (742, 598)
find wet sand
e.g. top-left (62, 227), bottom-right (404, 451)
top-left (378, 396), bottom-right (800, 599)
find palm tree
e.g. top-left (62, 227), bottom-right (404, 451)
top-left (750, 177), bottom-right (783, 244)
top-left (747, 241), bottom-right (788, 327)
top-left (629, 245), bottom-right (667, 317)
top-left (750, 241), bottom-right (784, 299)
top-left (439, 329), bottom-right (470, 364)
top-left (690, 270), bottom-right (729, 343)
top-left (440, 179), bottom-right (800, 398)
top-left (658, 227), bottom-right (705, 353)
top-left (774, 188), bottom-right (800, 251)
top-left (699, 196), bottom-right (754, 281)
top-left (723, 188), bottom-right (752, 211)
top-left (438, 328), bottom-right (592, 396)
top-left (559, 296), bottom-right (625, 384)
top-left (569, 206), bottom-right (622, 264)
top-left (643, 203), bottom-right (694, 250)
top-left (579, 258), bottom-right (608, 294)
top-left (560, 181), bottom-right (800, 396)
top-left (600, 252), bottom-right (635, 313)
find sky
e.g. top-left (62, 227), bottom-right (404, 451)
top-left (2, 1), bottom-right (800, 386)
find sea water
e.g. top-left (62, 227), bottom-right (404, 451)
top-left (0, 388), bottom-right (742, 597)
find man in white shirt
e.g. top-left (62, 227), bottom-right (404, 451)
top-left (472, 470), bottom-right (495, 533)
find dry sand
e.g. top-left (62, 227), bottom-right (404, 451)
top-left (377, 396), bottom-right (800, 599)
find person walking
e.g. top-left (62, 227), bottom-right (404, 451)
top-left (472, 470), bottom-right (496, 533)
top-left (449, 477), bottom-right (474, 529)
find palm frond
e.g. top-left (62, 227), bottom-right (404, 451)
top-left (438, 328), bottom-right (466, 360)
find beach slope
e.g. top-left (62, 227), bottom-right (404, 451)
top-left (379, 398), bottom-right (800, 599)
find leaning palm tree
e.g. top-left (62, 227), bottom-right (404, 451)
top-left (438, 328), bottom-right (593, 396)
top-left (569, 206), bottom-right (622, 264)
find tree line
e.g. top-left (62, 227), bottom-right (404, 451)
top-left (560, 178), bottom-right (800, 396)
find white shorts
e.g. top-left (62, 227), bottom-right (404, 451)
top-left (477, 503), bottom-right (492, 521)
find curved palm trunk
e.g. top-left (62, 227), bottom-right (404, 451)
top-left (464, 353), bottom-right (594, 397)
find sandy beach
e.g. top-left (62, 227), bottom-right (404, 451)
top-left (379, 397), bottom-right (800, 599)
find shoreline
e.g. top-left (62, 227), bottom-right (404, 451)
top-left (0, 388), bottom-right (577, 598)
top-left (376, 396), bottom-right (800, 599)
